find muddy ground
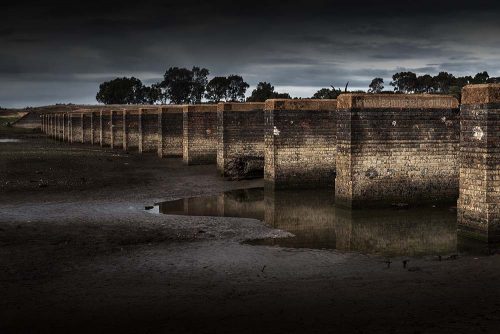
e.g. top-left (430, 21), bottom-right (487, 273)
top-left (1, 130), bottom-right (500, 334)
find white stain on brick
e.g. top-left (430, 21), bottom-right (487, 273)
top-left (273, 126), bottom-right (281, 136)
top-left (472, 126), bottom-right (484, 140)
top-left (392, 121), bottom-right (397, 127)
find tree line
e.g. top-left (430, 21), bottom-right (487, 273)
top-left (96, 66), bottom-right (292, 105)
top-left (96, 67), bottom-right (499, 105)
top-left (368, 71), bottom-right (499, 99)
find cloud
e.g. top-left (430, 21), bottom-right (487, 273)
top-left (2, 0), bottom-right (500, 107)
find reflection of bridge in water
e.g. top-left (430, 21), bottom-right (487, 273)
top-left (152, 188), bottom-right (491, 257)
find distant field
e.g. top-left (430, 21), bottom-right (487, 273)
top-left (0, 111), bottom-right (27, 127)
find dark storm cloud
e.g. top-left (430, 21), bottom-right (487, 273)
top-left (1, 0), bottom-right (500, 106)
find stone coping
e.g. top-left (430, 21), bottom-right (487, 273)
top-left (337, 94), bottom-right (458, 109)
top-left (264, 99), bottom-right (337, 111)
top-left (217, 102), bottom-right (265, 112)
top-left (159, 106), bottom-right (184, 113)
top-left (183, 104), bottom-right (218, 112)
top-left (139, 108), bottom-right (160, 115)
top-left (461, 84), bottom-right (500, 105)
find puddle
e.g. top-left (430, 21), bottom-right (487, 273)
top-left (0, 139), bottom-right (22, 143)
top-left (150, 188), bottom-right (498, 257)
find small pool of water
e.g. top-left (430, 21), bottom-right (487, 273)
top-left (150, 188), bottom-right (498, 257)
top-left (0, 139), bottom-right (22, 143)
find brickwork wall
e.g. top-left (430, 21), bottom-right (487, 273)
top-left (335, 94), bottom-right (460, 208)
top-left (217, 102), bottom-right (265, 179)
top-left (82, 112), bottom-right (92, 143)
top-left (91, 112), bottom-right (100, 145)
top-left (264, 99), bottom-right (337, 190)
top-left (158, 106), bottom-right (183, 158)
top-left (123, 110), bottom-right (140, 151)
top-left (70, 114), bottom-right (83, 144)
top-left (139, 108), bottom-right (159, 153)
top-left (54, 114), bottom-right (60, 140)
top-left (111, 110), bottom-right (124, 149)
top-left (100, 111), bottom-right (112, 147)
top-left (54, 114), bottom-right (61, 140)
top-left (458, 84), bottom-right (500, 242)
top-left (52, 114), bottom-right (57, 139)
top-left (53, 114), bottom-right (57, 139)
top-left (55, 114), bottom-right (61, 140)
top-left (183, 105), bottom-right (218, 165)
top-left (62, 113), bottom-right (71, 142)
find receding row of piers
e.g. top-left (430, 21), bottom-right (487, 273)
top-left (40, 84), bottom-right (500, 242)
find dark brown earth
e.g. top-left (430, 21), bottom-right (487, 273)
top-left (1, 129), bottom-right (500, 334)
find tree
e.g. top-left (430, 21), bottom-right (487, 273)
top-left (96, 77), bottom-right (146, 104)
top-left (472, 71), bottom-right (489, 84)
top-left (246, 82), bottom-right (291, 102)
top-left (205, 76), bottom-right (230, 103)
top-left (433, 72), bottom-right (455, 94)
top-left (415, 74), bottom-right (435, 93)
top-left (142, 84), bottom-right (162, 104)
top-left (368, 78), bottom-right (384, 93)
top-left (160, 67), bottom-right (193, 104)
top-left (190, 67), bottom-right (209, 104)
top-left (390, 72), bottom-right (418, 93)
top-left (455, 76), bottom-right (473, 88)
top-left (226, 75), bottom-right (249, 102)
top-left (312, 86), bottom-right (341, 99)
top-left (159, 66), bottom-right (209, 104)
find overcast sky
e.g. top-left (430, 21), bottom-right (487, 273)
top-left (1, 0), bottom-right (500, 107)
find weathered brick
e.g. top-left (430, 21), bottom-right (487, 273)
top-left (158, 106), bottom-right (183, 158)
top-left (111, 110), bottom-right (124, 149)
top-left (100, 110), bottom-right (112, 147)
top-left (183, 104), bottom-right (218, 165)
top-left (264, 99), bottom-right (337, 190)
top-left (217, 102), bottom-right (265, 179)
top-left (139, 108), bottom-right (159, 153)
top-left (82, 111), bottom-right (93, 144)
top-left (458, 84), bottom-right (500, 242)
top-left (123, 109), bottom-right (140, 151)
top-left (335, 94), bottom-right (460, 208)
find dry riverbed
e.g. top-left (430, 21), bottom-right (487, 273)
top-left (1, 130), bottom-right (500, 334)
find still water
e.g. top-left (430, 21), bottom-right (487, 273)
top-left (0, 139), bottom-right (22, 143)
top-left (150, 188), bottom-right (496, 257)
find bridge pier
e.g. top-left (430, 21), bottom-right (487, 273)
top-left (139, 108), bottom-right (159, 153)
top-left (158, 106), bottom-right (183, 158)
top-left (56, 114), bottom-right (62, 140)
top-left (458, 84), bottom-right (500, 242)
top-left (335, 94), bottom-right (460, 208)
top-left (183, 105), bottom-right (218, 165)
top-left (100, 110), bottom-right (112, 147)
top-left (62, 114), bottom-right (68, 141)
top-left (59, 114), bottom-right (64, 141)
top-left (91, 111), bottom-right (99, 145)
top-left (109, 110), bottom-right (123, 149)
top-left (217, 102), bottom-right (265, 179)
top-left (82, 112), bottom-right (92, 144)
top-left (70, 113), bottom-right (83, 144)
top-left (123, 109), bottom-right (139, 152)
top-left (264, 99), bottom-right (337, 190)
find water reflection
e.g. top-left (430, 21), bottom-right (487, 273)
top-left (153, 188), bottom-right (495, 257)
top-left (0, 139), bottom-right (22, 143)
top-left (156, 188), bottom-right (264, 220)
